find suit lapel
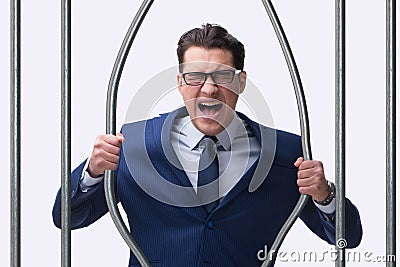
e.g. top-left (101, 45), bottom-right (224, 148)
top-left (150, 106), bottom-right (195, 188)
top-left (214, 112), bottom-right (277, 212)
top-left (145, 108), bottom-right (276, 216)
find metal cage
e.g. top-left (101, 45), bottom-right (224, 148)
top-left (9, 1), bottom-right (396, 266)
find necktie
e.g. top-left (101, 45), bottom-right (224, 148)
top-left (197, 136), bottom-right (219, 214)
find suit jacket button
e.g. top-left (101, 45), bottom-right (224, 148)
top-left (207, 221), bottom-right (214, 229)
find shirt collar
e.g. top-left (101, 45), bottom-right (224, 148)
top-left (216, 114), bottom-right (244, 151)
top-left (176, 114), bottom-right (244, 151)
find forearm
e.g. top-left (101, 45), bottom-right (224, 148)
top-left (317, 198), bottom-right (363, 248)
top-left (52, 159), bottom-right (111, 229)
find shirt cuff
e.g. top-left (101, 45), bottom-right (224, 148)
top-left (79, 159), bottom-right (103, 192)
top-left (313, 197), bottom-right (336, 214)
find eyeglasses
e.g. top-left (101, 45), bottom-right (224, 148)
top-left (181, 69), bottom-right (241, 86)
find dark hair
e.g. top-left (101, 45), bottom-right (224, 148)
top-left (177, 23), bottom-right (245, 72)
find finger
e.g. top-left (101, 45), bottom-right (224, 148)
top-left (93, 158), bottom-right (119, 171)
top-left (297, 168), bottom-right (316, 179)
top-left (90, 156), bottom-right (118, 168)
top-left (298, 168), bottom-right (326, 183)
top-left (297, 160), bottom-right (324, 171)
top-left (297, 176), bottom-right (316, 187)
top-left (294, 157), bottom-right (304, 167)
top-left (99, 150), bottom-right (120, 164)
top-left (102, 134), bottom-right (123, 147)
top-left (92, 139), bottom-right (120, 159)
top-left (94, 139), bottom-right (121, 156)
top-left (92, 150), bottom-right (119, 164)
top-left (88, 152), bottom-right (120, 176)
top-left (102, 141), bottom-right (121, 155)
top-left (298, 184), bottom-right (317, 195)
top-left (298, 181), bottom-right (330, 200)
top-left (297, 172), bottom-right (327, 189)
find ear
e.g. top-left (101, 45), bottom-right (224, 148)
top-left (238, 71), bottom-right (247, 94)
top-left (177, 73), bottom-right (184, 95)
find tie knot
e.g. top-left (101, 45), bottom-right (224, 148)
top-left (204, 135), bottom-right (218, 143)
top-left (199, 136), bottom-right (218, 153)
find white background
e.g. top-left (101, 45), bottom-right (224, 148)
top-left (0, 0), bottom-right (399, 266)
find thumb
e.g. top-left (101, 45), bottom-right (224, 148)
top-left (116, 133), bottom-right (125, 143)
top-left (294, 157), bottom-right (304, 168)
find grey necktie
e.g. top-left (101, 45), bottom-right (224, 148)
top-left (197, 136), bottom-right (219, 214)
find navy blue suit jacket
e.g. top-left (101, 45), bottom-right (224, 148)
top-left (53, 108), bottom-right (362, 267)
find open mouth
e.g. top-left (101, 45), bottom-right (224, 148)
top-left (198, 101), bottom-right (223, 116)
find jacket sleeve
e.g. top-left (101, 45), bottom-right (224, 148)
top-left (281, 131), bottom-right (363, 248)
top-left (300, 197), bottom-right (363, 248)
top-left (52, 159), bottom-right (119, 229)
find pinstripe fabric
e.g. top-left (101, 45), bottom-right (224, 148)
top-left (52, 108), bottom-right (362, 267)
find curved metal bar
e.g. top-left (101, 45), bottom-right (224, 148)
top-left (261, 1), bottom-right (312, 266)
top-left (104, 1), bottom-right (311, 266)
top-left (104, 0), bottom-right (154, 266)
top-left (10, 0), bottom-right (21, 265)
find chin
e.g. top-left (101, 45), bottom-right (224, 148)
top-left (193, 119), bottom-right (224, 136)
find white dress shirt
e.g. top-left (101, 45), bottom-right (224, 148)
top-left (170, 114), bottom-right (259, 198)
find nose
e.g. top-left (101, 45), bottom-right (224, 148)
top-left (200, 76), bottom-right (218, 96)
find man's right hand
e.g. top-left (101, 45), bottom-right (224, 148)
top-left (87, 133), bottom-right (124, 178)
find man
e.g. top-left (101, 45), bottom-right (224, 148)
top-left (53, 24), bottom-right (362, 266)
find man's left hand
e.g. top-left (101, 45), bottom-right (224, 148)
top-left (294, 157), bottom-right (330, 202)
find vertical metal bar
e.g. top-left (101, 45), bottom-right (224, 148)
top-left (386, 0), bottom-right (396, 266)
top-left (335, 0), bottom-right (346, 266)
top-left (10, 0), bottom-right (21, 265)
top-left (61, 0), bottom-right (71, 265)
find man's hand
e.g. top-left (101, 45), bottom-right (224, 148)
top-left (294, 157), bottom-right (330, 202)
top-left (87, 133), bottom-right (124, 178)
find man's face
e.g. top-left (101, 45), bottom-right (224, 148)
top-left (177, 46), bottom-right (247, 136)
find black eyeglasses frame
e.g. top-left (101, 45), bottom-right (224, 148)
top-left (181, 69), bottom-right (242, 86)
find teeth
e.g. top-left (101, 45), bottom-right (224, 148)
top-left (200, 102), bottom-right (220, 107)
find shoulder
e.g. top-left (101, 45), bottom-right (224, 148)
top-left (274, 129), bottom-right (302, 168)
top-left (121, 107), bottom-right (187, 138)
top-left (121, 111), bottom-right (170, 133)
top-left (237, 111), bottom-right (302, 169)
top-left (259, 125), bottom-right (301, 169)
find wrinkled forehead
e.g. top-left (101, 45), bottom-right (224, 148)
top-left (180, 61), bottom-right (236, 73)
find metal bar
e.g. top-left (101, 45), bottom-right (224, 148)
top-left (335, 0), bottom-right (346, 266)
top-left (104, 0), bottom-right (154, 266)
top-left (261, 1), bottom-right (312, 266)
top-left (10, 0), bottom-right (21, 265)
top-left (386, 0), bottom-right (396, 266)
top-left (61, 0), bottom-right (72, 265)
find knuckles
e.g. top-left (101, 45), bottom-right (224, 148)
top-left (93, 135), bottom-right (107, 149)
top-left (90, 134), bottom-right (122, 173)
top-left (296, 159), bottom-right (328, 198)
top-left (91, 158), bottom-right (118, 172)
top-left (299, 160), bottom-right (323, 170)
